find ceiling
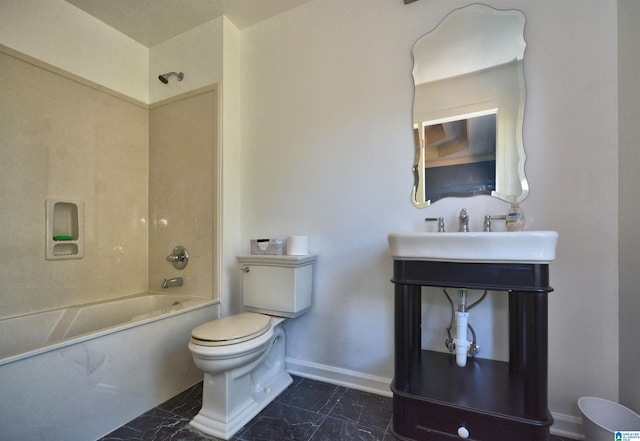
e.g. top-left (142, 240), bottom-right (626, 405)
top-left (65, 0), bottom-right (312, 47)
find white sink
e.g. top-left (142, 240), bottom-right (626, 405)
top-left (388, 231), bottom-right (558, 263)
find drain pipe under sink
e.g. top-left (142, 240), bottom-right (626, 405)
top-left (454, 289), bottom-right (471, 367)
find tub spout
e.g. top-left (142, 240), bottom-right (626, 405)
top-left (162, 277), bottom-right (183, 289)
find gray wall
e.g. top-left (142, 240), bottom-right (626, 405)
top-left (618, 0), bottom-right (640, 413)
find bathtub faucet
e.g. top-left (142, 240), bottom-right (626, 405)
top-left (162, 277), bottom-right (183, 289)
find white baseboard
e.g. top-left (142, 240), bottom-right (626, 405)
top-left (286, 357), bottom-right (392, 397)
top-left (550, 411), bottom-right (584, 440)
top-left (286, 357), bottom-right (584, 439)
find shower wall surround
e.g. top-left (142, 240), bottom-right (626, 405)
top-left (0, 50), bottom-right (148, 319)
top-left (0, 48), bottom-right (219, 319)
top-left (148, 89), bottom-right (218, 296)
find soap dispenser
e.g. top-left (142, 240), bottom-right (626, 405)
top-left (505, 197), bottom-right (525, 231)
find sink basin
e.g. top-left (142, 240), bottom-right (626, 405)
top-left (388, 231), bottom-right (558, 263)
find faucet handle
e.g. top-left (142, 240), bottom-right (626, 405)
top-left (166, 246), bottom-right (189, 269)
top-left (425, 217), bottom-right (445, 232)
top-left (458, 208), bottom-right (469, 232)
top-left (483, 215), bottom-right (507, 232)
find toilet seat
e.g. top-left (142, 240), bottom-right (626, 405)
top-left (191, 312), bottom-right (271, 347)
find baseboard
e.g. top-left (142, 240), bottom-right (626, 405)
top-left (550, 411), bottom-right (584, 440)
top-left (286, 357), bottom-right (584, 439)
top-left (285, 357), bottom-right (393, 397)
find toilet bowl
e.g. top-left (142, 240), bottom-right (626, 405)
top-left (188, 253), bottom-right (318, 440)
top-left (188, 313), bottom-right (292, 440)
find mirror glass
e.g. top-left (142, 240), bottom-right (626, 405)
top-left (411, 4), bottom-right (528, 207)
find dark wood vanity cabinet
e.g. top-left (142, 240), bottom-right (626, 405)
top-left (390, 260), bottom-right (553, 441)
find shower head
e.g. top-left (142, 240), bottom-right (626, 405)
top-left (158, 72), bottom-right (184, 84)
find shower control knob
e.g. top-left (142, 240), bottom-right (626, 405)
top-left (457, 426), bottom-right (470, 438)
top-left (166, 246), bottom-right (188, 270)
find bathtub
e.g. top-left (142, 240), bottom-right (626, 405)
top-left (0, 292), bottom-right (219, 441)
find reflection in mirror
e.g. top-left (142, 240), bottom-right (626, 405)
top-left (411, 4), bottom-right (529, 207)
top-left (418, 111), bottom-right (497, 201)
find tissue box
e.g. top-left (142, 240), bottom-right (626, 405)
top-left (250, 239), bottom-right (286, 255)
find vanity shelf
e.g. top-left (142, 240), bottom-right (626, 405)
top-left (391, 260), bottom-right (553, 441)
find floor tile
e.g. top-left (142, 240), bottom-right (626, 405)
top-left (276, 378), bottom-right (346, 415)
top-left (157, 382), bottom-right (203, 419)
top-left (99, 408), bottom-right (191, 441)
top-left (100, 376), bottom-right (580, 441)
top-left (237, 401), bottom-right (324, 440)
top-left (328, 388), bottom-right (393, 431)
top-left (310, 416), bottom-right (386, 441)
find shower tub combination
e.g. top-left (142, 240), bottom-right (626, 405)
top-left (0, 292), bottom-right (218, 441)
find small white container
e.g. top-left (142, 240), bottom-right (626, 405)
top-left (578, 396), bottom-right (640, 441)
top-left (287, 235), bottom-right (309, 255)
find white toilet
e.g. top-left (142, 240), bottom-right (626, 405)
top-left (188, 253), bottom-right (317, 440)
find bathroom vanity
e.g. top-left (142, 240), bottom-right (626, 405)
top-left (396, 4), bottom-right (557, 438)
top-left (390, 259), bottom-right (554, 441)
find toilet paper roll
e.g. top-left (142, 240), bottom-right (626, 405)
top-left (287, 235), bottom-right (309, 255)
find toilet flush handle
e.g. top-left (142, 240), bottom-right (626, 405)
top-left (241, 266), bottom-right (250, 273)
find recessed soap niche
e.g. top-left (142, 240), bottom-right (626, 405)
top-left (45, 199), bottom-right (84, 260)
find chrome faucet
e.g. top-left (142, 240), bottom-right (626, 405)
top-left (425, 216), bottom-right (445, 232)
top-left (458, 208), bottom-right (469, 232)
top-left (483, 215), bottom-right (506, 232)
top-left (162, 277), bottom-right (183, 289)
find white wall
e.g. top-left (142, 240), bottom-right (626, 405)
top-left (0, 0), bottom-right (225, 105)
top-left (149, 18), bottom-right (224, 103)
top-left (525, 0), bottom-right (619, 423)
top-left (220, 17), bottom-right (245, 317)
top-left (236, 0), bottom-right (620, 435)
top-left (618, 0), bottom-right (640, 413)
top-left (0, 0), bottom-right (148, 103)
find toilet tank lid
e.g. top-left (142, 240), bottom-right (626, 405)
top-left (191, 312), bottom-right (271, 343)
top-left (236, 253), bottom-right (318, 267)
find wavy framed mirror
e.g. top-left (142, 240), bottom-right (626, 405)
top-left (411, 4), bottom-right (529, 207)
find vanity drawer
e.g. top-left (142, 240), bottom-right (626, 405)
top-left (393, 395), bottom-right (551, 441)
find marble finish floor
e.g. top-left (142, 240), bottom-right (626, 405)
top-left (99, 376), bottom-right (577, 441)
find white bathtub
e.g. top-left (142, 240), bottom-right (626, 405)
top-left (0, 292), bottom-right (219, 441)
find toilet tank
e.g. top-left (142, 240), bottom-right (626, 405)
top-left (236, 254), bottom-right (318, 318)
